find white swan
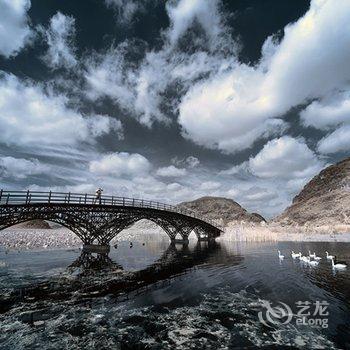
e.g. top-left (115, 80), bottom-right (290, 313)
top-left (309, 251), bottom-right (316, 258)
top-left (291, 251), bottom-right (300, 259)
top-left (278, 250), bottom-right (284, 259)
top-left (330, 257), bottom-right (347, 269)
top-left (314, 254), bottom-right (322, 261)
top-left (306, 257), bottom-right (319, 266)
top-left (300, 255), bottom-right (309, 263)
top-left (326, 251), bottom-right (334, 260)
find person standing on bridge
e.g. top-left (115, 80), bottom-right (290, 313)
top-left (94, 187), bottom-right (103, 205)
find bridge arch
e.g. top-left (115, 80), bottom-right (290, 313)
top-left (99, 215), bottom-right (195, 243)
top-left (0, 191), bottom-right (222, 246)
top-left (0, 209), bottom-right (98, 243)
top-left (0, 216), bottom-right (88, 243)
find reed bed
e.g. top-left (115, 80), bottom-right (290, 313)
top-left (219, 223), bottom-right (278, 242)
top-left (218, 222), bottom-right (350, 242)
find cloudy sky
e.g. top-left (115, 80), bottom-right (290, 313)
top-left (0, 0), bottom-right (349, 218)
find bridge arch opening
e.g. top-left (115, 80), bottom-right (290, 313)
top-left (0, 219), bottom-right (83, 250)
top-left (108, 219), bottom-right (173, 271)
top-left (175, 232), bottom-right (183, 240)
top-left (188, 230), bottom-right (199, 241)
top-left (0, 218), bottom-right (75, 232)
top-left (110, 218), bottom-right (172, 244)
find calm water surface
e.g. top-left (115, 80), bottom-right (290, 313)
top-left (0, 238), bottom-right (349, 349)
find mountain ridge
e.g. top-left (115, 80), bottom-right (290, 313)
top-left (274, 157), bottom-right (350, 227)
top-left (177, 196), bottom-right (266, 226)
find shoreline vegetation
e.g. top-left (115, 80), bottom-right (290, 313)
top-left (220, 222), bottom-right (350, 242)
top-left (1, 221), bottom-right (350, 251)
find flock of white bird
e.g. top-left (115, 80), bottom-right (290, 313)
top-left (278, 250), bottom-right (347, 270)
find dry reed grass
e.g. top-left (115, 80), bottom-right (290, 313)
top-left (218, 221), bottom-right (350, 242)
top-left (219, 222), bottom-right (278, 242)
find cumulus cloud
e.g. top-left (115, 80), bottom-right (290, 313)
top-left (243, 187), bottom-right (278, 203)
top-left (0, 0), bottom-right (32, 58)
top-left (84, 0), bottom-right (235, 127)
top-left (225, 184), bottom-right (281, 218)
top-left (84, 44), bottom-right (230, 126)
top-left (166, 182), bottom-right (183, 191)
top-left (185, 156), bottom-right (200, 168)
top-left (219, 162), bottom-right (249, 176)
top-left (200, 181), bottom-right (221, 191)
top-left (248, 136), bottom-right (324, 180)
top-left (89, 152), bottom-right (151, 177)
top-left (130, 50), bottom-right (171, 126)
top-left (166, 0), bottom-right (224, 49)
top-left (300, 91), bottom-right (350, 154)
top-left (301, 92), bottom-right (350, 130)
top-left (0, 156), bottom-right (49, 179)
top-left (75, 0), bottom-right (350, 155)
top-left (104, 0), bottom-right (148, 24)
top-left (180, 75), bottom-right (288, 150)
top-left (0, 72), bottom-right (122, 147)
top-left (156, 165), bottom-right (187, 177)
top-left (317, 124), bottom-right (350, 154)
top-left (42, 12), bottom-right (77, 69)
top-left (129, 48), bottom-right (237, 126)
top-left (88, 115), bottom-right (123, 139)
top-left (85, 44), bottom-right (171, 126)
top-left (171, 155), bottom-right (200, 168)
top-left (218, 136), bottom-right (326, 216)
top-left (178, 0), bottom-right (350, 152)
top-left (84, 43), bottom-right (135, 105)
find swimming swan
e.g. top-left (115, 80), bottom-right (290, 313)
top-left (278, 250), bottom-right (284, 259)
top-left (330, 257), bottom-right (347, 269)
top-left (291, 251), bottom-right (300, 259)
top-left (300, 255), bottom-right (309, 263)
top-left (306, 257), bottom-right (319, 266)
top-left (309, 251), bottom-right (316, 258)
top-left (326, 251), bottom-right (334, 260)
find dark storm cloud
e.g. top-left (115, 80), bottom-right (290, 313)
top-left (0, 0), bottom-right (349, 218)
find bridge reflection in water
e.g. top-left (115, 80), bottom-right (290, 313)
top-left (67, 250), bottom-right (123, 272)
top-left (68, 240), bottom-right (222, 294)
top-left (4, 241), bottom-right (226, 310)
top-left (70, 241), bottom-right (217, 276)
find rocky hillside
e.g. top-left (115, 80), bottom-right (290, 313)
top-left (275, 157), bottom-right (350, 226)
top-left (177, 196), bottom-right (266, 226)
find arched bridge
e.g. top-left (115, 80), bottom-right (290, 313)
top-left (0, 190), bottom-right (222, 247)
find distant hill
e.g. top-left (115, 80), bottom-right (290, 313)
top-left (274, 157), bottom-right (350, 227)
top-left (14, 220), bottom-right (51, 229)
top-left (177, 196), bottom-right (266, 226)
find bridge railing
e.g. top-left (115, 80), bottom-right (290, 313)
top-left (0, 190), bottom-right (220, 229)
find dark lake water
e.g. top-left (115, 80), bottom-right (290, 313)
top-left (0, 237), bottom-right (349, 349)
